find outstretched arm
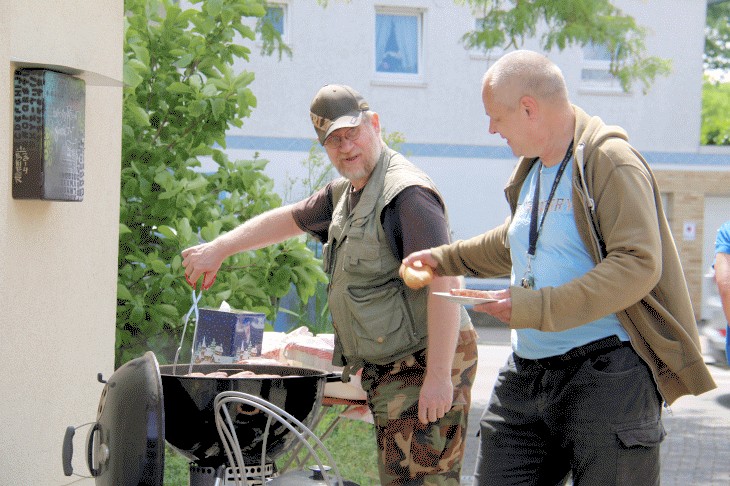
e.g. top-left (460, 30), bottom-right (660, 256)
top-left (181, 205), bottom-right (304, 289)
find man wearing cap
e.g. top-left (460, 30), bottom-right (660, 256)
top-left (182, 84), bottom-right (478, 486)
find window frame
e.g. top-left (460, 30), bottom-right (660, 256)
top-left (579, 42), bottom-right (626, 95)
top-left (372, 6), bottom-right (426, 87)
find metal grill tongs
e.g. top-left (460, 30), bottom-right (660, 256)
top-left (173, 289), bottom-right (203, 375)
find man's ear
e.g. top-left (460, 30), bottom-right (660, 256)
top-left (519, 96), bottom-right (538, 119)
top-left (370, 112), bottom-right (381, 132)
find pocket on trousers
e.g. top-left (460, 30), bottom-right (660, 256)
top-left (615, 419), bottom-right (665, 484)
top-left (586, 346), bottom-right (643, 378)
top-left (616, 419), bottom-right (666, 448)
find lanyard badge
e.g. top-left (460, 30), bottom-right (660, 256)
top-left (521, 255), bottom-right (535, 289)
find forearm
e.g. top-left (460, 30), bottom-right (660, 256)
top-left (432, 224), bottom-right (512, 278)
top-left (212, 205), bottom-right (304, 259)
top-left (425, 275), bottom-right (462, 379)
top-left (509, 162), bottom-right (664, 332)
top-left (182, 204), bottom-right (305, 288)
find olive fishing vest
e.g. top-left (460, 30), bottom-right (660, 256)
top-left (323, 147), bottom-right (470, 371)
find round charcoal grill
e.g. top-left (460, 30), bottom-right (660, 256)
top-left (63, 351), bottom-right (359, 485)
top-left (159, 361), bottom-right (327, 466)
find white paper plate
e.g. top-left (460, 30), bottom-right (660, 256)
top-left (432, 292), bottom-right (498, 305)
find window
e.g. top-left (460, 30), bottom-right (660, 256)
top-left (264, 5), bottom-right (285, 35)
top-left (375, 10), bottom-right (422, 78)
top-left (258, 3), bottom-right (289, 44)
top-left (581, 42), bottom-right (622, 92)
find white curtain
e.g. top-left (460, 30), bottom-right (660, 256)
top-left (375, 14), bottom-right (418, 74)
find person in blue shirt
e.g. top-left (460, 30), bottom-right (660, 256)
top-left (714, 220), bottom-right (730, 365)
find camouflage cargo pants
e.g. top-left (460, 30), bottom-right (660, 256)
top-left (361, 327), bottom-right (478, 486)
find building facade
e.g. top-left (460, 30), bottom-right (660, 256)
top-left (1, 1), bottom-right (123, 484)
top-left (210, 0), bottom-right (730, 321)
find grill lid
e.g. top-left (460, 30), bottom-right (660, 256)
top-left (89, 350), bottom-right (165, 486)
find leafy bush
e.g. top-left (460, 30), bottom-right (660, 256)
top-left (118, 0), bottom-right (326, 367)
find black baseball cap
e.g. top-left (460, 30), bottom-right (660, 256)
top-left (309, 84), bottom-right (370, 144)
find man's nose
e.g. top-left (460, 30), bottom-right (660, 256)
top-left (338, 137), bottom-right (356, 151)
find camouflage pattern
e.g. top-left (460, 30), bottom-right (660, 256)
top-left (360, 327), bottom-right (479, 486)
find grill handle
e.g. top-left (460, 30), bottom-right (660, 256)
top-left (86, 422), bottom-right (103, 477)
top-left (62, 426), bottom-right (75, 476)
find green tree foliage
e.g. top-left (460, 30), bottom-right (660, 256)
top-left (700, 0), bottom-right (730, 145)
top-left (701, 2), bottom-right (730, 146)
top-left (705, 1), bottom-right (730, 72)
top-left (458, 0), bottom-right (671, 93)
top-left (701, 77), bottom-right (730, 145)
top-left (118, 0), bottom-right (326, 367)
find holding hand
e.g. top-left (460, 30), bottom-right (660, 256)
top-left (400, 250), bottom-right (439, 289)
top-left (471, 288), bottom-right (512, 324)
top-left (181, 242), bottom-right (224, 290)
top-left (400, 261), bottom-right (434, 289)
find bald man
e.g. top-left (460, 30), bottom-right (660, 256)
top-left (403, 50), bottom-right (715, 485)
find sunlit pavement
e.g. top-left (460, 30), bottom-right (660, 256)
top-left (460, 325), bottom-right (730, 486)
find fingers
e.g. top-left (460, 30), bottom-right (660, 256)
top-left (402, 249), bottom-right (438, 271)
top-left (181, 245), bottom-right (219, 290)
top-left (490, 288), bottom-right (511, 300)
top-left (472, 297), bottom-right (511, 324)
top-left (183, 271), bottom-right (217, 290)
top-left (202, 272), bottom-right (217, 290)
top-left (417, 388), bottom-right (453, 425)
top-left (184, 271), bottom-right (202, 290)
top-left (418, 404), bottom-right (448, 425)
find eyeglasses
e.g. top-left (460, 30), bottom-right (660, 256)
top-left (323, 125), bottom-right (363, 149)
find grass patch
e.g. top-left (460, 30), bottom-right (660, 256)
top-left (163, 404), bottom-right (379, 485)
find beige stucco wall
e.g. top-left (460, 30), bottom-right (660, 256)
top-left (0, 1), bottom-right (123, 484)
top-left (655, 165), bottom-right (730, 321)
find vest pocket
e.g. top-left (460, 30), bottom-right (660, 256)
top-left (345, 281), bottom-right (419, 362)
top-left (342, 242), bottom-right (381, 275)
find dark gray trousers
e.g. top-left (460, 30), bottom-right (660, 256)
top-left (473, 345), bottom-right (665, 486)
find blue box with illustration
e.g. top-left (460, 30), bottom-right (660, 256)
top-left (193, 308), bottom-right (266, 364)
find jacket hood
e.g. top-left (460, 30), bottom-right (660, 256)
top-left (503, 104), bottom-right (631, 214)
top-left (573, 104), bottom-right (629, 160)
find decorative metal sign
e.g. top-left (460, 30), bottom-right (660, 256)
top-left (13, 68), bottom-right (85, 201)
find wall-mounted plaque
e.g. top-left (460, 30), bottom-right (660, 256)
top-left (13, 69), bottom-right (85, 201)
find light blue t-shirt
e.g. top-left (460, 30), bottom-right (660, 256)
top-left (508, 159), bottom-right (629, 359)
top-left (714, 221), bottom-right (730, 365)
top-left (715, 221), bottom-right (730, 255)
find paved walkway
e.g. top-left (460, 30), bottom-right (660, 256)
top-left (460, 326), bottom-right (730, 485)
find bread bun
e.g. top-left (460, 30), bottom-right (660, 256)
top-left (402, 263), bottom-right (434, 289)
